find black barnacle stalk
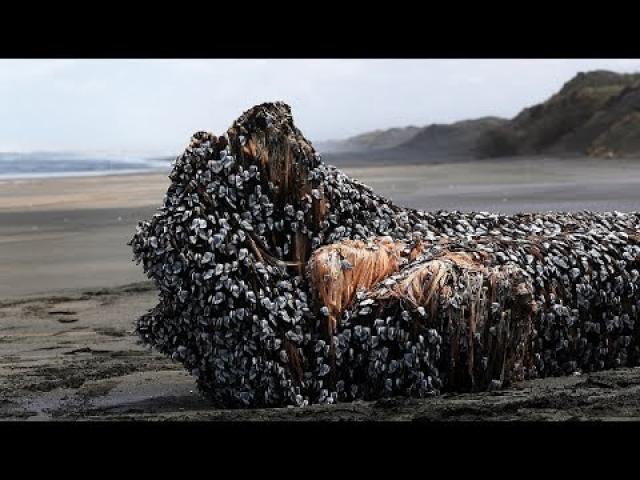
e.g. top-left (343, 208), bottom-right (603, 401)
top-left (131, 102), bottom-right (640, 407)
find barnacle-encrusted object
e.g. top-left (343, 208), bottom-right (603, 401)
top-left (130, 102), bottom-right (640, 407)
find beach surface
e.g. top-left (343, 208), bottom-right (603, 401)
top-left (3, 158), bottom-right (640, 420)
top-left (0, 173), bottom-right (167, 299)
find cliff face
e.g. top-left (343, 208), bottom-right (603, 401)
top-left (477, 70), bottom-right (640, 158)
top-left (322, 70), bottom-right (640, 165)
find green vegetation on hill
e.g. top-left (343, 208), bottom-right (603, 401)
top-left (477, 70), bottom-right (640, 158)
top-left (321, 70), bottom-right (640, 165)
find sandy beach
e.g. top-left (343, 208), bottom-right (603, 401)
top-left (3, 158), bottom-right (640, 420)
top-left (0, 173), bottom-right (168, 299)
top-left (5, 157), bottom-right (640, 300)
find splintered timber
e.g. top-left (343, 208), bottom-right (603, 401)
top-left (130, 102), bottom-right (640, 408)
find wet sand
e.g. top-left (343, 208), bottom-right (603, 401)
top-left (2, 283), bottom-right (640, 421)
top-left (2, 158), bottom-right (640, 420)
top-left (0, 173), bottom-right (168, 299)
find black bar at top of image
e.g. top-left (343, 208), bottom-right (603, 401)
top-left (2, 7), bottom-right (639, 59)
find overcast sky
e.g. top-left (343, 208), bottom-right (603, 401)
top-left (2, 59), bottom-right (640, 156)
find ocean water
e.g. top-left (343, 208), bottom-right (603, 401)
top-left (0, 152), bottom-right (173, 179)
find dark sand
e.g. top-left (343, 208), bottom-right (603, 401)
top-left (2, 158), bottom-right (640, 420)
top-left (2, 283), bottom-right (640, 421)
top-left (0, 173), bottom-right (167, 299)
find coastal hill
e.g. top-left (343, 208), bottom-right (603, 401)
top-left (478, 70), bottom-right (640, 158)
top-left (317, 117), bottom-right (506, 165)
top-left (319, 70), bottom-right (640, 165)
top-left (317, 126), bottom-right (421, 153)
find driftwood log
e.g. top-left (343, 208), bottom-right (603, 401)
top-left (130, 102), bottom-right (640, 407)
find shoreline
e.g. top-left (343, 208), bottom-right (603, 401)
top-left (0, 171), bottom-right (169, 213)
top-left (4, 159), bottom-right (640, 299)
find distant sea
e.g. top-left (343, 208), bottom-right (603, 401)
top-left (0, 152), bottom-right (173, 179)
